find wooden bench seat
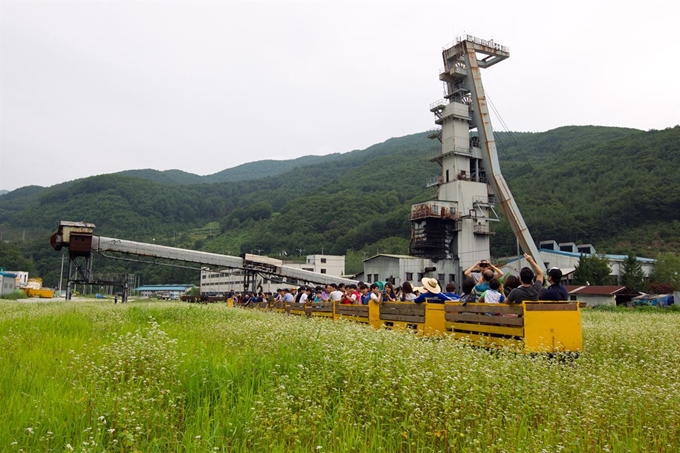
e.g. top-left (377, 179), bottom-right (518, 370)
top-left (380, 302), bottom-right (426, 324)
top-left (309, 302), bottom-right (334, 313)
top-left (335, 303), bottom-right (368, 322)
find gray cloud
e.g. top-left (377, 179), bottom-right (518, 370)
top-left (2, 0), bottom-right (678, 191)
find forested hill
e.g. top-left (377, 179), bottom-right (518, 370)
top-left (492, 126), bottom-right (680, 256)
top-left (114, 126), bottom-right (644, 186)
top-left (115, 153), bottom-right (346, 185)
top-left (1, 125), bottom-right (678, 287)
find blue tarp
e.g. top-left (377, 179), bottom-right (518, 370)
top-left (633, 294), bottom-right (674, 307)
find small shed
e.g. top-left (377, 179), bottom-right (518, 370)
top-left (0, 271), bottom-right (18, 296)
top-left (565, 285), bottom-right (640, 307)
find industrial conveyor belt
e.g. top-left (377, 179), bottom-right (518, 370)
top-left (92, 236), bottom-right (358, 287)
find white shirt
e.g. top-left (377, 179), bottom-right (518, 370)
top-left (329, 290), bottom-right (344, 301)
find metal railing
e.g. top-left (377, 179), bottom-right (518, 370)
top-left (410, 200), bottom-right (458, 221)
top-left (472, 195), bottom-right (495, 206)
top-left (426, 176), bottom-right (443, 187)
top-left (442, 35), bottom-right (510, 53)
top-left (429, 98), bottom-right (447, 110)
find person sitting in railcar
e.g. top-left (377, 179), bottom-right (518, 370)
top-left (506, 254), bottom-right (544, 303)
top-left (413, 278), bottom-right (453, 303)
top-left (539, 267), bottom-right (568, 300)
top-left (478, 278), bottom-right (505, 303)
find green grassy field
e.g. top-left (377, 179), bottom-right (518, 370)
top-left (1, 302), bottom-right (678, 452)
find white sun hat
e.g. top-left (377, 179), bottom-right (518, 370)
top-left (420, 277), bottom-right (441, 294)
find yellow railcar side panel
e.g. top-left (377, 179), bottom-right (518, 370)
top-left (522, 302), bottom-right (583, 353)
top-left (368, 300), bottom-right (381, 329)
top-left (423, 303), bottom-right (446, 336)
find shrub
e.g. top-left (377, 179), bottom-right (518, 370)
top-left (0, 289), bottom-right (28, 300)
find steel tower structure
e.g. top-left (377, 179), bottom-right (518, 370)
top-left (409, 35), bottom-right (543, 282)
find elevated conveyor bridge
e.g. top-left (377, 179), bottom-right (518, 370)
top-left (51, 221), bottom-right (357, 300)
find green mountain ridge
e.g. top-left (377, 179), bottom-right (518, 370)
top-left (113, 153), bottom-right (349, 186)
top-left (1, 125), bottom-right (679, 288)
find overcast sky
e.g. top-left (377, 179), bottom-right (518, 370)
top-left (1, 0), bottom-right (678, 192)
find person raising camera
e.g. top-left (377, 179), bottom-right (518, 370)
top-left (464, 259), bottom-right (504, 298)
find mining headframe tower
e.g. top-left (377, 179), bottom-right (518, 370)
top-left (409, 35), bottom-right (543, 282)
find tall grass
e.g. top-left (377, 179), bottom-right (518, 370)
top-left (1, 302), bottom-right (678, 452)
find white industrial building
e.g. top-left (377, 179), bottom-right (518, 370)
top-left (291, 254), bottom-right (345, 277)
top-left (361, 254), bottom-right (458, 288)
top-left (0, 271), bottom-right (17, 296)
top-left (498, 242), bottom-right (655, 285)
top-left (5, 271), bottom-right (29, 287)
top-left (564, 286), bottom-right (641, 307)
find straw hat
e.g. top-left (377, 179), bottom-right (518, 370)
top-left (421, 277), bottom-right (441, 294)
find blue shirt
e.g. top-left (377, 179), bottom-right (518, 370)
top-left (539, 284), bottom-right (569, 301)
top-left (474, 282), bottom-right (490, 296)
top-left (414, 292), bottom-right (452, 303)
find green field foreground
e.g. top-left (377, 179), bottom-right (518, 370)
top-left (1, 302), bottom-right (678, 453)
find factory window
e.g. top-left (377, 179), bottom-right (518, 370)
top-left (446, 169), bottom-right (450, 182)
top-left (321, 258), bottom-right (327, 263)
top-left (367, 275), bottom-right (372, 283)
top-left (321, 269), bottom-right (327, 274)
top-left (438, 273), bottom-right (445, 282)
top-left (449, 274), bottom-right (455, 282)
top-left (374, 274), bottom-right (379, 282)
top-left (417, 272), bottom-right (424, 281)
top-left (406, 272), bottom-right (413, 281)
